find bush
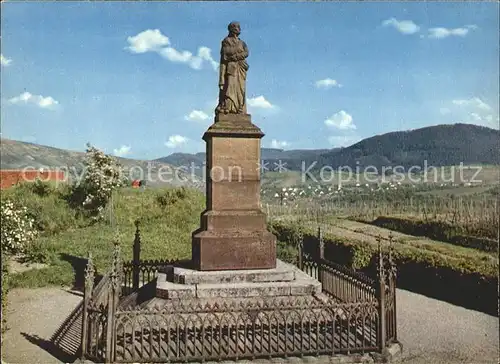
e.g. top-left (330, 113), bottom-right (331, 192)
top-left (156, 187), bottom-right (189, 208)
top-left (21, 239), bottom-right (54, 264)
top-left (270, 219), bottom-right (498, 315)
top-left (3, 183), bottom-right (86, 236)
top-left (0, 199), bottom-right (38, 338)
top-left (277, 240), bottom-right (298, 264)
top-left (30, 178), bottom-right (55, 197)
top-left (0, 199), bottom-right (38, 255)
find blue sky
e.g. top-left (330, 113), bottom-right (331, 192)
top-left (1, 1), bottom-right (499, 160)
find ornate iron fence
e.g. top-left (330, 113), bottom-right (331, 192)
top-left (298, 227), bottom-right (377, 303)
top-left (81, 222), bottom-right (398, 363)
top-left (112, 297), bottom-right (379, 363)
top-left (297, 226), bottom-right (398, 350)
top-left (121, 221), bottom-right (179, 295)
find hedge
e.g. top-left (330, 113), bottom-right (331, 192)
top-left (269, 220), bottom-right (498, 316)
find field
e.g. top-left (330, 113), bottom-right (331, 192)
top-left (260, 173), bottom-right (498, 314)
top-left (1, 173), bottom-right (498, 315)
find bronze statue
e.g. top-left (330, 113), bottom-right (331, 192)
top-left (215, 22), bottom-right (249, 115)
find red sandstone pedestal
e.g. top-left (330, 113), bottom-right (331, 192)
top-left (191, 113), bottom-right (277, 271)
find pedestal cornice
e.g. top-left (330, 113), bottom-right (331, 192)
top-left (203, 113), bottom-right (264, 140)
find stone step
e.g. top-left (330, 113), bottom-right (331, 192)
top-left (195, 279), bottom-right (321, 298)
top-left (165, 259), bottom-right (295, 285)
top-left (156, 272), bottom-right (322, 300)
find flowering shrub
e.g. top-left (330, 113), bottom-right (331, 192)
top-left (0, 199), bottom-right (38, 255)
top-left (69, 143), bottom-right (124, 220)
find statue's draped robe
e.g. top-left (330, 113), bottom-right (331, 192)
top-left (216, 36), bottom-right (249, 114)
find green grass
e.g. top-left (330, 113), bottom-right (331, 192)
top-left (4, 183), bottom-right (205, 288)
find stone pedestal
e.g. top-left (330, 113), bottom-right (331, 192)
top-left (191, 113), bottom-right (277, 271)
top-left (156, 260), bottom-right (322, 300)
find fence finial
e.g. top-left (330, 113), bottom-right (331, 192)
top-left (132, 220), bottom-right (142, 291)
top-left (111, 236), bottom-right (122, 290)
top-left (387, 233), bottom-right (397, 278)
top-left (376, 235), bottom-right (385, 281)
top-left (84, 252), bottom-right (95, 289)
top-left (134, 219), bottom-right (141, 244)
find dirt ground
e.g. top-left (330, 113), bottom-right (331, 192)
top-left (1, 287), bottom-right (498, 364)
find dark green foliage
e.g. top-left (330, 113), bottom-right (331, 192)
top-left (370, 216), bottom-right (498, 252)
top-left (156, 187), bottom-right (189, 208)
top-left (269, 220), bottom-right (497, 278)
top-left (20, 240), bottom-right (55, 265)
top-left (30, 178), bottom-right (55, 197)
top-left (276, 240), bottom-right (298, 264)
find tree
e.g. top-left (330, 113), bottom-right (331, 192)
top-left (70, 143), bottom-right (124, 220)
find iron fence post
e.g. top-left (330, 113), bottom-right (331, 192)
top-left (81, 252), bottom-right (94, 359)
top-left (318, 226), bottom-right (324, 281)
top-left (377, 237), bottom-right (387, 352)
top-left (297, 230), bottom-right (304, 270)
top-left (133, 219), bottom-right (141, 291)
top-left (318, 225), bottom-right (324, 260)
top-left (106, 240), bottom-right (121, 363)
top-left (389, 234), bottom-right (398, 342)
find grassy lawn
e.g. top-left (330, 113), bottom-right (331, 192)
top-left (3, 184), bottom-right (204, 288)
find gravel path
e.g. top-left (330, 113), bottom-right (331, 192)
top-left (396, 289), bottom-right (498, 364)
top-left (1, 287), bottom-right (498, 364)
top-left (1, 287), bottom-right (82, 364)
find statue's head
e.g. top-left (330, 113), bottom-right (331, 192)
top-left (228, 21), bottom-right (241, 36)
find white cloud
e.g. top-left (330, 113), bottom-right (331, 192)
top-left (315, 78), bottom-right (342, 89)
top-left (452, 97), bottom-right (492, 111)
top-left (185, 110), bottom-right (210, 122)
top-left (126, 29), bottom-right (218, 71)
top-left (328, 135), bottom-right (360, 148)
top-left (427, 25), bottom-right (477, 39)
top-left (8, 91), bottom-right (59, 110)
top-left (113, 145), bottom-right (131, 157)
top-left (325, 110), bottom-right (356, 130)
top-left (1, 54), bottom-right (12, 67)
top-left (447, 97), bottom-right (498, 129)
top-left (197, 47), bottom-right (219, 71)
top-left (382, 18), bottom-right (420, 34)
top-left (247, 96), bottom-right (275, 109)
top-left (461, 113), bottom-right (499, 129)
top-left (126, 29), bottom-right (170, 53)
top-left (439, 107), bottom-right (451, 115)
top-left (165, 135), bottom-right (188, 148)
top-left (158, 45), bottom-right (219, 71)
top-left (270, 139), bottom-right (290, 149)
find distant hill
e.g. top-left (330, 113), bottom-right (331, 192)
top-left (156, 148), bottom-right (335, 173)
top-left (2, 123), bottom-right (498, 187)
top-left (0, 139), bottom-right (201, 188)
top-left (157, 124), bottom-right (499, 173)
top-left (316, 123), bottom-right (500, 171)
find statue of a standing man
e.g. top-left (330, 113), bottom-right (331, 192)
top-left (215, 22), bottom-right (249, 115)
